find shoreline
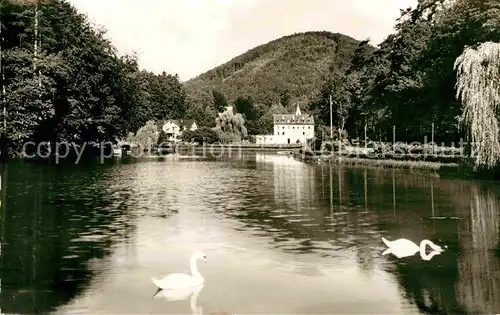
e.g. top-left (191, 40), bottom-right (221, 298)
top-left (292, 152), bottom-right (461, 174)
top-left (171, 147), bottom-right (463, 175)
top-left (323, 155), bottom-right (459, 172)
top-left (175, 143), bottom-right (301, 150)
top-left (10, 144), bottom-right (469, 177)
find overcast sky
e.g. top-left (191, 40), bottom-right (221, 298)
top-left (68, 0), bottom-right (417, 81)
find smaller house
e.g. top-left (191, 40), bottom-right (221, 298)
top-left (159, 119), bottom-right (198, 142)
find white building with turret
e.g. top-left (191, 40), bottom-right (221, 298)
top-left (255, 104), bottom-right (315, 145)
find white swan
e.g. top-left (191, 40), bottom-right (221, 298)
top-left (152, 251), bottom-right (207, 290)
top-left (381, 237), bottom-right (444, 259)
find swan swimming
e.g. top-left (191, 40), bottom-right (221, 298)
top-left (152, 251), bottom-right (207, 290)
top-left (381, 237), bottom-right (444, 259)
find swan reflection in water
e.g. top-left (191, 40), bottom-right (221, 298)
top-left (381, 237), bottom-right (445, 260)
top-left (153, 283), bottom-right (204, 314)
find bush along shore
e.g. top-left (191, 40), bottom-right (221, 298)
top-left (294, 150), bottom-right (500, 181)
top-left (293, 147), bottom-right (462, 174)
top-left (323, 155), bottom-right (459, 172)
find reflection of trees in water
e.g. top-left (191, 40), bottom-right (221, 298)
top-left (387, 179), bottom-right (500, 315)
top-left (135, 153), bottom-right (500, 315)
top-left (389, 252), bottom-right (466, 314)
top-left (456, 184), bottom-right (500, 314)
top-left (227, 156), bottom-right (453, 276)
top-left (228, 156), bottom-right (382, 273)
top-left (0, 161), bottom-right (134, 314)
top-left (129, 161), bottom-right (183, 215)
top-left (380, 170), bottom-right (466, 314)
top-left (310, 165), bottom-right (500, 314)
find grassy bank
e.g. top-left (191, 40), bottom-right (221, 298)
top-left (291, 151), bottom-right (461, 174)
top-left (317, 153), bottom-right (500, 180)
top-left (324, 155), bottom-right (459, 172)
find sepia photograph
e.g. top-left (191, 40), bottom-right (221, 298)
top-left (0, 0), bottom-right (499, 314)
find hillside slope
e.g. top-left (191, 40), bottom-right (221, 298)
top-left (184, 31), bottom-right (368, 115)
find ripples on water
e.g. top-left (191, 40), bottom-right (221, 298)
top-left (1, 153), bottom-right (500, 314)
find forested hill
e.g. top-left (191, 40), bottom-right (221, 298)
top-left (183, 31), bottom-right (371, 126)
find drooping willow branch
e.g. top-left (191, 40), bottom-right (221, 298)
top-left (215, 110), bottom-right (248, 143)
top-left (454, 41), bottom-right (500, 170)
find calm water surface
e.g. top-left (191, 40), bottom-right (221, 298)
top-left (1, 153), bottom-right (499, 314)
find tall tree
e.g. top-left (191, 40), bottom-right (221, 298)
top-left (0, 0), bottom-right (185, 157)
top-left (234, 96), bottom-right (264, 134)
top-left (454, 41), bottom-right (500, 170)
top-left (184, 88), bottom-right (217, 127)
top-left (141, 71), bottom-right (186, 121)
top-left (234, 96), bottom-right (258, 121)
top-left (309, 69), bottom-right (351, 133)
top-left (211, 89), bottom-right (228, 113)
top-left (215, 109), bottom-right (247, 143)
top-left (344, 39), bottom-right (376, 138)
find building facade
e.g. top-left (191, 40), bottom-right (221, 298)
top-left (256, 104), bottom-right (314, 144)
top-left (161, 119), bottom-right (198, 142)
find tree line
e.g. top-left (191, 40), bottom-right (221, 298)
top-left (1, 0), bottom-right (255, 157)
top-left (308, 0), bottom-right (499, 148)
top-left (3, 0), bottom-right (500, 171)
top-left (307, 0), bottom-right (500, 171)
top-left (0, 0), bottom-right (187, 158)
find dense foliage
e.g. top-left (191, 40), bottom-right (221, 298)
top-left (455, 41), bottom-right (500, 170)
top-left (308, 0), bottom-right (500, 149)
top-left (4, 0), bottom-right (500, 170)
top-left (183, 0), bottom-right (500, 170)
top-left (127, 120), bottom-right (158, 153)
top-left (0, 0), bottom-right (187, 157)
top-left (181, 127), bottom-right (219, 144)
top-left (214, 109), bottom-right (247, 143)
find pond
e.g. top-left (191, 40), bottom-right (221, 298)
top-left (0, 152), bottom-right (499, 314)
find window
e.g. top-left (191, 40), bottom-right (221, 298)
top-left (303, 132), bottom-right (305, 135)
top-left (308, 126), bottom-right (311, 129)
